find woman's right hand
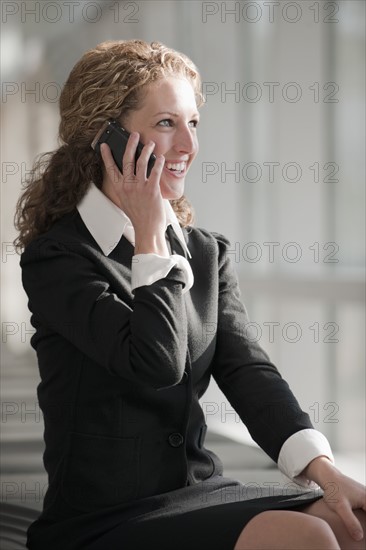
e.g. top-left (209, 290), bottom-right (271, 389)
top-left (100, 132), bottom-right (169, 257)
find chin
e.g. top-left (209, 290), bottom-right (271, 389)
top-left (160, 183), bottom-right (185, 201)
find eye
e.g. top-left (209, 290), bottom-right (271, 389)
top-left (157, 119), bottom-right (173, 127)
top-left (189, 119), bottom-right (199, 128)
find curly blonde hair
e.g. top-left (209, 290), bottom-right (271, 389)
top-left (14, 40), bottom-right (204, 252)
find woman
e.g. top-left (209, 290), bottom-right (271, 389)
top-left (15, 40), bottom-right (365, 550)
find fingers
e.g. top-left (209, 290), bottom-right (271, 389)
top-left (147, 153), bottom-right (165, 184)
top-left (119, 132), bottom-right (160, 184)
top-left (100, 142), bottom-right (120, 185)
top-left (135, 140), bottom-right (157, 181)
top-left (336, 499), bottom-right (364, 541)
top-left (122, 132), bottom-right (140, 183)
top-left (100, 134), bottom-right (164, 192)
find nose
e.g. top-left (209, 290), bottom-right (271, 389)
top-left (173, 124), bottom-right (198, 156)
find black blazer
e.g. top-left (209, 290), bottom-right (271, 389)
top-left (20, 210), bottom-right (313, 519)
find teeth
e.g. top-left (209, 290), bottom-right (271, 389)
top-left (166, 162), bottom-right (186, 171)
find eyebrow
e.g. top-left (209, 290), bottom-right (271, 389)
top-left (152, 111), bottom-right (200, 118)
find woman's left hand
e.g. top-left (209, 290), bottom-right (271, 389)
top-left (304, 456), bottom-right (366, 541)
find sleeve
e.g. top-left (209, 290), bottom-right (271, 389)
top-left (20, 237), bottom-right (188, 390)
top-left (278, 428), bottom-right (334, 487)
top-left (210, 232), bottom-right (322, 465)
top-left (131, 253), bottom-right (194, 294)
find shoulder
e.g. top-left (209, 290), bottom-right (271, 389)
top-left (184, 225), bottom-right (231, 246)
top-left (20, 210), bottom-right (100, 267)
top-left (184, 226), bottom-right (232, 265)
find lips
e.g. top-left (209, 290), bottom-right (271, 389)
top-left (165, 161), bottom-right (187, 173)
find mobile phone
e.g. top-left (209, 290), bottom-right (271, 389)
top-left (91, 119), bottom-right (156, 178)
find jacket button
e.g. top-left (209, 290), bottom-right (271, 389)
top-left (168, 432), bottom-right (184, 447)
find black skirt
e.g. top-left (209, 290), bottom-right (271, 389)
top-left (27, 475), bottom-right (323, 550)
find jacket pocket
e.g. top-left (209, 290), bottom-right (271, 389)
top-left (61, 431), bottom-right (140, 512)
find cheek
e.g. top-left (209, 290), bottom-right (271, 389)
top-left (139, 130), bottom-right (169, 155)
top-left (151, 136), bottom-right (171, 156)
top-left (193, 135), bottom-right (199, 154)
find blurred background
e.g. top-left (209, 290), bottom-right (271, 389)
top-left (1, 0), bottom-right (365, 512)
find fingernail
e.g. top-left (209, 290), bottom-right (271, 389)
top-left (353, 530), bottom-right (363, 541)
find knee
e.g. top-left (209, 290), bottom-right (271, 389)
top-left (307, 515), bottom-right (340, 547)
top-left (266, 512), bottom-right (338, 548)
top-left (233, 510), bottom-right (340, 550)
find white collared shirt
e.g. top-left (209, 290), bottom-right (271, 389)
top-left (77, 182), bottom-right (193, 293)
top-left (76, 182), bottom-right (334, 487)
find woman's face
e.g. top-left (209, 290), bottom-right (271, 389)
top-left (122, 76), bottom-right (200, 200)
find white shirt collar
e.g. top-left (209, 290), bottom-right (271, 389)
top-left (76, 182), bottom-right (191, 258)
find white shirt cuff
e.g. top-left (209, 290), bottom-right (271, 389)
top-left (131, 253), bottom-right (194, 294)
top-left (277, 429), bottom-right (335, 489)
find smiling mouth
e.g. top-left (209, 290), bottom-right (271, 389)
top-left (165, 161), bottom-right (187, 175)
